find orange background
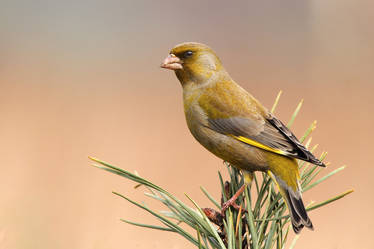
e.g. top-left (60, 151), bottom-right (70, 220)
top-left (0, 1), bottom-right (373, 248)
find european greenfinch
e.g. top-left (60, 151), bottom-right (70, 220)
top-left (161, 42), bottom-right (325, 233)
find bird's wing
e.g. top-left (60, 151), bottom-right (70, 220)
top-left (266, 113), bottom-right (325, 166)
top-left (208, 114), bottom-right (325, 166)
top-left (197, 80), bottom-right (324, 166)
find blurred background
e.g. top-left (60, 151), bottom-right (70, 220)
top-left (0, 0), bottom-right (373, 248)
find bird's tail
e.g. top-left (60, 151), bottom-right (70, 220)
top-left (267, 170), bottom-right (313, 233)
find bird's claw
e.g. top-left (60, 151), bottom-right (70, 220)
top-left (221, 199), bottom-right (246, 216)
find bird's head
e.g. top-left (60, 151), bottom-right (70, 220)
top-left (161, 42), bottom-right (225, 86)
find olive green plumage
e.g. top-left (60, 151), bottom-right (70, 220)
top-left (161, 42), bottom-right (325, 233)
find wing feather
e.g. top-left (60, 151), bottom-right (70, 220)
top-left (208, 114), bottom-right (325, 166)
top-left (197, 80), bottom-right (324, 166)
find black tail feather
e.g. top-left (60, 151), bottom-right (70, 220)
top-left (286, 189), bottom-right (314, 234)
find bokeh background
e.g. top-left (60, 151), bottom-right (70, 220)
top-left (1, 0), bottom-right (373, 248)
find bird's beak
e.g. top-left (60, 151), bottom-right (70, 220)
top-left (161, 54), bottom-right (183, 70)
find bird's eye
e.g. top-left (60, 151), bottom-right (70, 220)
top-left (184, 51), bottom-right (193, 58)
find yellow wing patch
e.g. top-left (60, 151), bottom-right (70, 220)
top-left (232, 135), bottom-right (288, 156)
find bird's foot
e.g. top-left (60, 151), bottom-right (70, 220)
top-left (221, 199), bottom-right (243, 215)
top-left (221, 184), bottom-right (247, 216)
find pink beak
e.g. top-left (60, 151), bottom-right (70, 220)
top-left (161, 54), bottom-right (183, 70)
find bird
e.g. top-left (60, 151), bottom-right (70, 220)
top-left (160, 42), bottom-right (325, 233)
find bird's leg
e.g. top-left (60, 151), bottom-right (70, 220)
top-left (221, 171), bottom-right (253, 215)
top-left (221, 184), bottom-right (246, 214)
